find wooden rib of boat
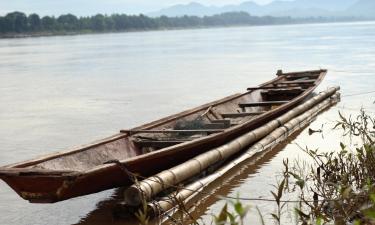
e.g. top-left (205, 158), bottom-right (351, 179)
top-left (0, 69), bottom-right (326, 203)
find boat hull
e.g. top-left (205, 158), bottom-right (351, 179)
top-left (0, 69), bottom-right (328, 203)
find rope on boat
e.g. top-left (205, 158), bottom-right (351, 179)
top-left (103, 160), bottom-right (139, 186)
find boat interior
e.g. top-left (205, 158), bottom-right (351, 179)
top-left (12, 70), bottom-right (322, 172)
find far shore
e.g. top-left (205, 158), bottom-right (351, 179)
top-left (1, 19), bottom-right (374, 40)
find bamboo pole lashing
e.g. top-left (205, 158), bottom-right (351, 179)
top-left (146, 93), bottom-right (340, 216)
top-left (123, 87), bottom-right (340, 206)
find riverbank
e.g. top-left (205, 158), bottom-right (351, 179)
top-left (0, 11), bottom-right (371, 39)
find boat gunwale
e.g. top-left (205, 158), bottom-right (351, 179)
top-left (0, 69), bottom-right (326, 177)
top-left (84, 69), bottom-right (326, 174)
top-left (1, 92), bottom-right (245, 170)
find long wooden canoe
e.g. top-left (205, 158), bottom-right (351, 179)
top-left (0, 69), bottom-right (326, 203)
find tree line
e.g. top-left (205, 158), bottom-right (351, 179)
top-left (0, 11), bottom-right (353, 35)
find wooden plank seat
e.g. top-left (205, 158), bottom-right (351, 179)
top-left (134, 140), bottom-right (187, 148)
top-left (261, 87), bottom-right (304, 95)
top-left (261, 87), bottom-right (303, 92)
top-left (202, 122), bottom-right (231, 129)
top-left (247, 86), bottom-right (300, 91)
top-left (120, 129), bottom-right (225, 135)
top-left (286, 73), bottom-right (320, 79)
top-left (285, 77), bottom-right (309, 81)
top-left (279, 69), bottom-right (325, 76)
top-left (210, 119), bottom-right (231, 127)
top-left (277, 80), bottom-right (316, 85)
top-left (239, 101), bottom-right (289, 108)
top-left (221, 112), bottom-right (265, 118)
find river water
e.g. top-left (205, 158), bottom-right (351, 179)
top-left (0, 21), bottom-right (375, 225)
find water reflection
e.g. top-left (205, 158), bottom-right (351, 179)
top-left (75, 189), bottom-right (136, 225)
top-left (75, 116), bottom-right (336, 225)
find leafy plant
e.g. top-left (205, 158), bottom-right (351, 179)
top-left (132, 109), bottom-right (375, 225)
top-left (213, 196), bottom-right (251, 225)
top-left (281, 109), bottom-right (375, 224)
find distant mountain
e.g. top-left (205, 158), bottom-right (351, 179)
top-left (346, 0), bottom-right (375, 17)
top-left (0, 0), bottom-right (157, 16)
top-left (149, 0), bottom-right (374, 18)
top-left (152, 2), bottom-right (220, 17)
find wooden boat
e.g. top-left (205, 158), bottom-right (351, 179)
top-left (0, 69), bottom-right (326, 203)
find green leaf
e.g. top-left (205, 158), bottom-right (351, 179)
top-left (215, 203), bottom-right (228, 224)
top-left (289, 172), bottom-right (301, 180)
top-left (234, 201), bottom-right (242, 215)
top-left (316, 216), bottom-right (323, 225)
top-left (340, 142), bottom-right (346, 150)
top-left (342, 187), bottom-right (352, 198)
top-left (278, 179), bottom-right (285, 200)
top-left (295, 208), bottom-right (310, 219)
top-left (296, 179), bottom-right (305, 190)
top-left (271, 191), bottom-right (279, 205)
top-left (271, 213), bottom-right (279, 222)
top-left (227, 211), bottom-right (238, 225)
top-left (241, 206), bottom-right (251, 218)
top-left (234, 201), bottom-right (250, 218)
top-left (256, 206), bottom-right (265, 225)
top-left (364, 208), bottom-right (375, 219)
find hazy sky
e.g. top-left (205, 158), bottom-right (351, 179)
top-left (0, 0), bottom-right (279, 16)
top-left (146, 0), bottom-right (276, 6)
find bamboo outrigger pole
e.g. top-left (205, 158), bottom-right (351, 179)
top-left (146, 92), bottom-right (340, 216)
top-left (124, 87), bottom-right (340, 207)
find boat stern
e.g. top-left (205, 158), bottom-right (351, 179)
top-left (0, 168), bottom-right (80, 203)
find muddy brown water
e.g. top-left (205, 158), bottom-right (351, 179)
top-left (1, 21), bottom-right (375, 225)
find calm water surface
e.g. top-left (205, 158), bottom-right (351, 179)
top-left (0, 21), bottom-right (375, 225)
